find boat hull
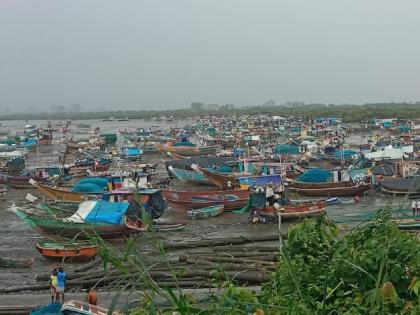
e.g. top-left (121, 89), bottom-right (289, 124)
top-left (8, 176), bottom-right (48, 189)
top-left (156, 143), bottom-right (217, 156)
top-left (259, 201), bottom-right (326, 220)
top-left (34, 183), bottom-right (92, 201)
top-left (199, 167), bottom-right (240, 189)
top-left (168, 166), bottom-right (211, 185)
top-left (187, 205), bottom-right (225, 218)
top-left (162, 189), bottom-right (249, 210)
top-left (36, 242), bottom-right (98, 260)
top-left (289, 181), bottom-right (371, 197)
top-left (14, 208), bottom-right (134, 238)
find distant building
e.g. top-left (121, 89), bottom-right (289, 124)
top-left (191, 102), bottom-right (204, 111)
top-left (70, 104), bottom-right (81, 112)
top-left (220, 104), bottom-right (234, 110)
top-left (262, 100), bottom-right (276, 107)
top-left (285, 101), bottom-right (305, 108)
top-left (203, 104), bottom-right (220, 111)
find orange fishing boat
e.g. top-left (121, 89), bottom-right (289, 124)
top-left (35, 241), bottom-right (98, 260)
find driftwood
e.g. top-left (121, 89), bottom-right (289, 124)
top-left (186, 250), bottom-right (278, 258)
top-left (72, 258), bottom-right (101, 273)
top-left (6, 266), bottom-right (269, 293)
top-left (164, 234), bottom-right (285, 250)
top-left (0, 258), bottom-right (32, 268)
top-left (179, 256), bottom-right (275, 271)
top-left (212, 245), bottom-right (280, 252)
top-left (180, 254), bottom-right (276, 267)
top-left (192, 255), bottom-right (276, 266)
top-left (0, 284), bottom-right (50, 294)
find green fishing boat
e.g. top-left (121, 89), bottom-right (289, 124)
top-left (187, 205), bottom-right (225, 219)
top-left (99, 133), bottom-right (118, 144)
top-left (36, 201), bottom-right (80, 217)
top-left (14, 203), bottom-right (137, 238)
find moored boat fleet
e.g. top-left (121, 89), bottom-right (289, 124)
top-left (1, 116), bottom-right (420, 240)
top-left (1, 115), bottom-right (420, 313)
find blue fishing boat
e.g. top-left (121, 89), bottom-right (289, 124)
top-left (122, 145), bottom-right (143, 160)
top-left (188, 205), bottom-right (225, 219)
top-left (237, 174), bottom-right (282, 188)
top-left (20, 138), bottom-right (38, 150)
top-left (167, 165), bottom-right (211, 185)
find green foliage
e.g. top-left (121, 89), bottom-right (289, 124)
top-left (261, 213), bottom-right (420, 314)
top-left (92, 211), bottom-right (420, 314)
top-left (3, 102), bottom-right (420, 122)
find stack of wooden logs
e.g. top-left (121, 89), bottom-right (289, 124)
top-left (0, 234), bottom-right (282, 293)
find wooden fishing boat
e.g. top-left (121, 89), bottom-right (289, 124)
top-left (380, 178), bottom-right (420, 196)
top-left (8, 175), bottom-right (49, 189)
top-left (0, 185), bottom-right (6, 197)
top-left (14, 208), bottom-right (138, 238)
top-left (167, 151), bottom-right (190, 160)
top-left (239, 189), bottom-right (326, 221)
top-left (31, 181), bottom-right (96, 201)
top-left (35, 241), bottom-right (98, 260)
top-left (0, 174), bottom-right (7, 184)
top-left (156, 143), bottom-right (217, 156)
top-left (391, 218), bottom-right (420, 230)
top-left (260, 201), bottom-right (326, 220)
top-left (61, 300), bottom-right (116, 315)
top-left (187, 205), bottom-right (225, 219)
top-left (38, 128), bottom-right (53, 145)
top-left (65, 141), bottom-right (87, 152)
top-left (162, 189), bottom-right (250, 210)
top-left (288, 181), bottom-right (371, 197)
top-left (237, 174), bottom-right (282, 188)
top-left (37, 201), bottom-right (80, 217)
top-left (198, 166), bottom-right (241, 189)
top-left (167, 166), bottom-right (211, 185)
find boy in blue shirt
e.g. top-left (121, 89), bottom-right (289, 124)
top-left (56, 267), bottom-right (67, 304)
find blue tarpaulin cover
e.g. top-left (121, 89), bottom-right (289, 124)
top-left (71, 183), bottom-right (105, 193)
top-left (297, 168), bottom-right (333, 183)
top-left (71, 177), bottom-right (109, 193)
top-left (85, 200), bottom-right (129, 224)
top-left (127, 147), bottom-right (141, 155)
top-left (76, 177), bottom-right (109, 187)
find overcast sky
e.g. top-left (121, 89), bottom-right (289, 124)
top-left (1, 0), bottom-right (420, 111)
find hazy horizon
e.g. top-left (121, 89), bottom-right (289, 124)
top-left (1, 0), bottom-right (420, 111)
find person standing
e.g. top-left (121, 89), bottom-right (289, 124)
top-left (56, 267), bottom-right (67, 304)
top-left (85, 287), bottom-right (98, 305)
top-left (49, 269), bottom-right (58, 303)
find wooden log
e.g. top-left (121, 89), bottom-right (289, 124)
top-left (212, 245), bottom-right (280, 252)
top-left (190, 255), bottom-right (276, 266)
top-left (186, 250), bottom-right (278, 258)
top-left (0, 284), bottom-right (50, 294)
top-left (72, 258), bottom-right (101, 273)
top-left (3, 267), bottom-right (269, 293)
top-left (164, 234), bottom-right (285, 250)
top-left (179, 256), bottom-right (275, 271)
top-left (0, 258), bottom-right (32, 268)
